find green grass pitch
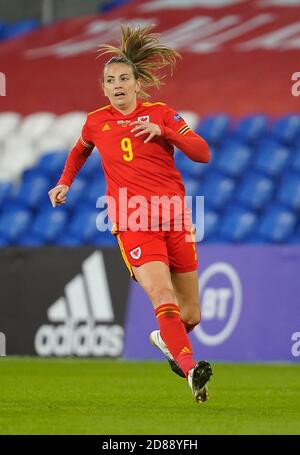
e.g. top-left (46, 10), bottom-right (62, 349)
top-left (0, 358), bottom-right (299, 435)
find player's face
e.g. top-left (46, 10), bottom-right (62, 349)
top-left (102, 63), bottom-right (141, 112)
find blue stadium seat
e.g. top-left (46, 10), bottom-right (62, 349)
top-left (98, 0), bottom-right (130, 13)
top-left (195, 114), bottom-right (230, 145)
top-left (291, 148), bottom-right (300, 173)
top-left (202, 209), bottom-right (219, 242)
top-left (271, 115), bottom-right (300, 146)
top-left (0, 209), bottom-right (31, 243)
top-left (91, 229), bottom-right (118, 246)
top-left (78, 150), bottom-right (102, 179)
top-left (288, 225), bottom-right (300, 244)
top-left (257, 205), bottom-right (297, 243)
top-left (81, 176), bottom-right (107, 208)
top-left (214, 141), bottom-right (251, 178)
top-left (234, 114), bottom-right (268, 144)
top-left (220, 206), bottom-right (257, 242)
top-left (174, 149), bottom-right (214, 178)
top-left (184, 177), bottom-right (202, 197)
top-left (55, 234), bottom-right (84, 246)
top-left (13, 174), bottom-right (50, 209)
top-left (201, 172), bottom-right (235, 210)
top-left (64, 177), bottom-right (87, 210)
top-left (0, 181), bottom-right (12, 209)
top-left (254, 140), bottom-right (290, 177)
top-left (34, 151), bottom-right (68, 180)
top-left (66, 208), bottom-right (105, 243)
top-left (29, 208), bottom-right (69, 243)
top-left (0, 21), bottom-right (6, 39)
top-left (276, 173), bottom-right (300, 211)
top-left (237, 172), bottom-right (274, 211)
top-left (17, 234), bottom-right (45, 246)
top-left (0, 235), bottom-right (10, 246)
top-left (4, 19), bottom-right (39, 39)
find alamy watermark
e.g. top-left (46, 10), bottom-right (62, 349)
top-left (95, 189), bottom-right (205, 242)
top-left (0, 332), bottom-right (6, 356)
top-left (291, 72), bottom-right (300, 97)
top-left (0, 72), bottom-right (6, 96)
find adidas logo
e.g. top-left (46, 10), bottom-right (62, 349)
top-left (102, 123), bottom-right (111, 131)
top-left (34, 251), bottom-right (124, 357)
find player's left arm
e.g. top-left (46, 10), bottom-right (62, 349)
top-left (161, 106), bottom-right (210, 163)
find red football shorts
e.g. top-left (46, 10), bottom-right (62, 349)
top-left (113, 224), bottom-right (198, 278)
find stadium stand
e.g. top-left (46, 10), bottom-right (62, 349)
top-left (0, 112), bottom-right (299, 246)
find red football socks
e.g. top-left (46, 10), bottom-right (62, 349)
top-left (155, 303), bottom-right (196, 378)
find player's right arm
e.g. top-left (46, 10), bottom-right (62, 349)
top-left (48, 118), bottom-right (94, 208)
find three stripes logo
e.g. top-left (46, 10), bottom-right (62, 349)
top-left (34, 251), bottom-right (124, 357)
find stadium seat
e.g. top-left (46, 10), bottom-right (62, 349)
top-left (290, 148), bottom-right (300, 174)
top-left (202, 209), bottom-right (219, 242)
top-left (0, 209), bottom-right (31, 243)
top-left (276, 173), bottom-right (300, 211)
top-left (77, 150), bottom-right (102, 179)
top-left (178, 111), bottom-right (200, 130)
top-left (271, 115), bottom-right (300, 146)
top-left (214, 141), bottom-right (251, 178)
top-left (0, 21), bottom-right (5, 40)
top-left (81, 176), bottom-right (107, 208)
top-left (201, 172), bottom-right (235, 210)
top-left (195, 114), bottom-right (230, 145)
top-left (253, 140), bottom-right (290, 177)
top-left (51, 112), bottom-right (87, 148)
top-left (63, 177), bottom-right (87, 211)
top-left (257, 205), bottom-right (297, 243)
top-left (91, 229), bottom-right (118, 246)
top-left (288, 225), bottom-right (300, 244)
top-left (4, 19), bottom-right (39, 39)
top-left (29, 208), bottom-right (69, 243)
top-left (174, 147), bottom-right (215, 178)
top-left (0, 235), bottom-right (9, 246)
top-left (12, 174), bottom-right (50, 210)
top-left (184, 177), bottom-right (202, 197)
top-left (17, 234), bottom-right (45, 246)
top-left (0, 112), bottom-right (21, 141)
top-left (34, 151), bottom-right (68, 181)
top-left (19, 112), bottom-right (56, 141)
top-left (65, 208), bottom-right (104, 243)
top-left (36, 133), bottom-right (69, 156)
top-left (55, 234), bottom-right (84, 246)
top-left (237, 172), bottom-right (274, 211)
top-left (0, 181), bottom-right (12, 209)
top-left (0, 135), bottom-right (37, 180)
top-left (220, 206), bottom-right (257, 242)
top-left (234, 114), bottom-right (268, 144)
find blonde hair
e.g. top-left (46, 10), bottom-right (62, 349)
top-left (98, 25), bottom-right (181, 98)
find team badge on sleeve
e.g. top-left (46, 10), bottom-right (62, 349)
top-left (173, 113), bottom-right (183, 121)
top-left (130, 247), bottom-right (142, 259)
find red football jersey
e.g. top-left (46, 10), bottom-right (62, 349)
top-left (58, 100), bottom-right (209, 229)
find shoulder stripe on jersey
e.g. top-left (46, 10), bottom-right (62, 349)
top-left (177, 124), bottom-right (189, 133)
top-left (88, 104), bottom-right (111, 115)
top-left (142, 101), bottom-right (166, 106)
top-left (182, 128), bottom-right (192, 136)
top-left (80, 136), bottom-right (93, 148)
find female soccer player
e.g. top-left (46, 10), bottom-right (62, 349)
top-left (48, 25), bottom-right (212, 404)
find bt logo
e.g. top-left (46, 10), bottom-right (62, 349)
top-left (291, 332), bottom-right (300, 357)
top-left (194, 262), bottom-right (242, 346)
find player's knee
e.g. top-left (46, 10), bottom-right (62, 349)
top-left (148, 285), bottom-right (177, 306)
top-left (182, 310), bottom-right (201, 328)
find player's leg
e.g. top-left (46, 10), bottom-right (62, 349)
top-left (166, 227), bottom-right (213, 402)
top-left (171, 270), bottom-right (200, 333)
top-left (150, 269), bottom-right (200, 378)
